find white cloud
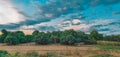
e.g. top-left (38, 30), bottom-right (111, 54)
top-left (72, 19), bottom-right (81, 25)
top-left (0, 0), bottom-right (25, 24)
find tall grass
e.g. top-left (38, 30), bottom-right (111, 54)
top-left (97, 41), bottom-right (120, 46)
top-left (90, 54), bottom-right (114, 57)
top-left (0, 50), bottom-right (63, 57)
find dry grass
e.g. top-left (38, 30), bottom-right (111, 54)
top-left (0, 44), bottom-right (98, 53)
top-left (0, 44), bottom-right (120, 57)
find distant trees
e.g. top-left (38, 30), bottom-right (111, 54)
top-left (103, 35), bottom-right (120, 42)
top-left (0, 29), bottom-right (120, 45)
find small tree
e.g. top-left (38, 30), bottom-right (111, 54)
top-left (4, 34), bottom-right (19, 45)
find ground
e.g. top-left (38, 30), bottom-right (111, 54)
top-left (0, 43), bottom-right (120, 57)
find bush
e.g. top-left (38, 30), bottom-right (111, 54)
top-left (4, 34), bottom-right (19, 45)
top-left (40, 52), bottom-right (63, 57)
top-left (84, 39), bottom-right (97, 45)
top-left (25, 52), bottom-right (39, 57)
top-left (103, 35), bottom-right (120, 42)
top-left (97, 41), bottom-right (120, 46)
top-left (60, 35), bottom-right (76, 45)
top-left (91, 54), bottom-right (114, 57)
top-left (0, 50), bottom-right (8, 57)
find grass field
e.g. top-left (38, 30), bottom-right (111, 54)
top-left (0, 44), bottom-right (120, 57)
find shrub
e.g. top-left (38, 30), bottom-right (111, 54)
top-left (25, 52), bottom-right (39, 57)
top-left (103, 35), bottom-right (120, 42)
top-left (91, 54), bottom-right (114, 57)
top-left (40, 52), bottom-right (63, 57)
top-left (4, 34), bottom-right (19, 45)
top-left (84, 39), bottom-right (97, 45)
top-left (0, 50), bottom-right (8, 57)
top-left (8, 52), bottom-right (21, 57)
top-left (97, 41), bottom-right (120, 46)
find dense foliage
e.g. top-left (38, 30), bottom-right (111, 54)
top-left (4, 34), bottom-right (19, 45)
top-left (0, 29), bottom-right (120, 45)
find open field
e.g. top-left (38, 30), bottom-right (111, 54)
top-left (0, 44), bottom-right (99, 53)
top-left (0, 44), bottom-right (120, 57)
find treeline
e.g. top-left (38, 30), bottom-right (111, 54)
top-left (0, 29), bottom-right (120, 45)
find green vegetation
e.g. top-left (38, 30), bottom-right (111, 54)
top-left (0, 29), bottom-right (120, 46)
top-left (35, 33), bottom-right (51, 45)
top-left (98, 45), bottom-right (120, 50)
top-left (98, 41), bottom-right (120, 46)
top-left (60, 35), bottom-right (76, 45)
top-left (91, 54), bottom-right (114, 57)
top-left (4, 34), bottom-right (19, 45)
top-left (0, 50), bottom-right (63, 57)
top-left (0, 50), bottom-right (8, 57)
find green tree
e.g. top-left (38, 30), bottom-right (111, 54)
top-left (15, 31), bottom-right (27, 43)
top-left (89, 30), bottom-right (103, 40)
top-left (0, 35), bottom-right (5, 43)
top-left (60, 35), bottom-right (76, 45)
top-left (26, 35), bottom-right (34, 42)
top-left (35, 34), bottom-right (50, 45)
top-left (32, 30), bottom-right (39, 36)
top-left (4, 34), bottom-right (19, 45)
top-left (0, 29), bottom-right (9, 43)
top-left (1, 29), bottom-right (8, 35)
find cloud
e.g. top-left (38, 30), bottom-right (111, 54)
top-left (0, 0), bottom-right (120, 35)
top-left (0, 0), bottom-right (25, 24)
top-left (72, 19), bottom-right (81, 25)
top-left (91, 19), bottom-right (120, 35)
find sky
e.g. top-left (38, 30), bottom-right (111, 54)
top-left (0, 0), bottom-right (120, 35)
